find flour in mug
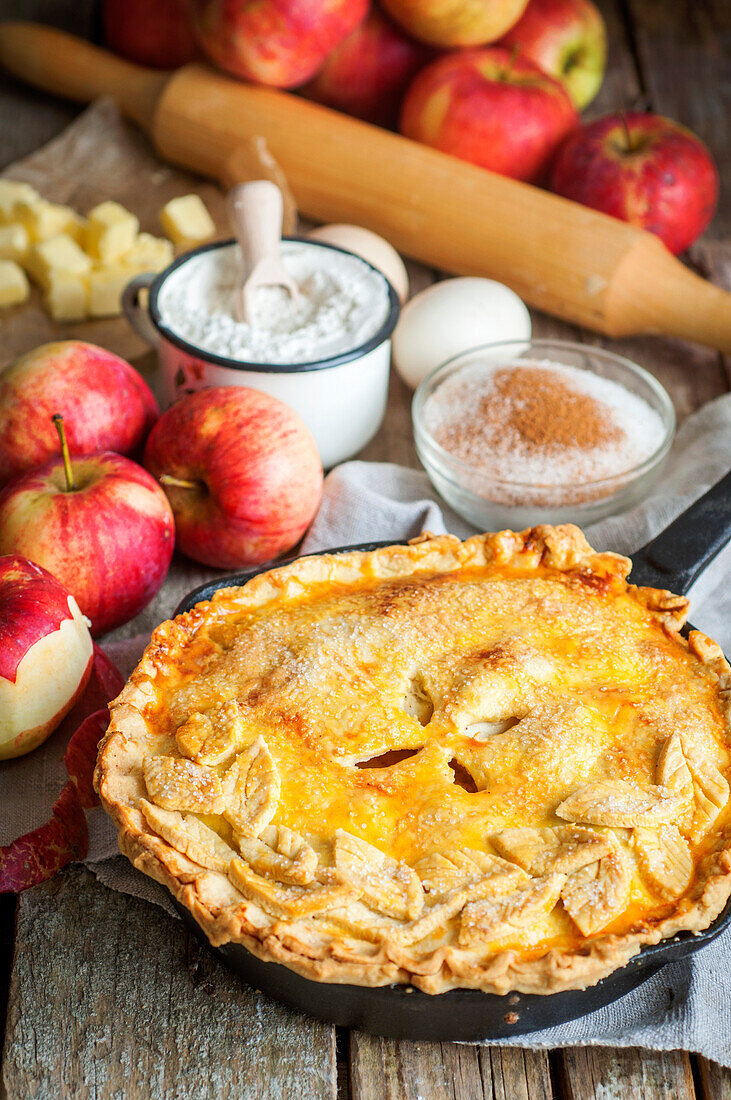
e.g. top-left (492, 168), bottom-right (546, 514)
top-left (157, 241), bottom-right (391, 364)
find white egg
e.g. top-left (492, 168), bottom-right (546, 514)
top-left (392, 277), bottom-right (532, 389)
top-left (307, 223), bottom-right (409, 303)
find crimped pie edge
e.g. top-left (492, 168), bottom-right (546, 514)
top-left (95, 526), bottom-right (731, 996)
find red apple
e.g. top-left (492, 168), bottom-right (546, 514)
top-left (400, 47), bottom-right (577, 182)
top-left (301, 8), bottom-right (430, 127)
top-left (0, 428), bottom-right (175, 635)
top-left (103, 0), bottom-right (197, 68)
top-left (382, 0), bottom-right (529, 46)
top-left (144, 387), bottom-right (323, 569)
top-left (499, 0), bottom-right (606, 109)
top-left (550, 112), bottom-right (719, 255)
top-left (190, 0), bottom-right (369, 88)
top-left (0, 556), bottom-right (93, 759)
top-left (0, 341), bottom-right (159, 487)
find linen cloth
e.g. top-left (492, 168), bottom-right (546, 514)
top-left (3, 393), bottom-right (730, 1062)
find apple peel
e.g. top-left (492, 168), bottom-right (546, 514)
top-left (0, 781), bottom-right (88, 893)
top-left (0, 643), bottom-right (124, 892)
top-left (64, 708), bottom-right (110, 809)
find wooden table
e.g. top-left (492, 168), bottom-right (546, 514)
top-left (1, 1), bottom-right (730, 1096)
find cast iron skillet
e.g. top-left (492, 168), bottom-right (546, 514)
top-left (172, 471), bottom-right (731, 1041)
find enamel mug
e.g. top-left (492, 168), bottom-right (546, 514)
top-left (122, 238), bottom-right (400, 469)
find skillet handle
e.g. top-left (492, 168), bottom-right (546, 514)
top-left (629, 469), bottom-right (731, 594)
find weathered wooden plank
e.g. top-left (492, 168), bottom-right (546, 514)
top-left (1, 865), bottom-right (337, 1100)
top-left (696, 1056), bottom-right (731, 1099)
top-left (625, 0), bottom-right (731, 238)
top-left (588, 0), bottom-right (644, 117)
top-left (350, 1033), bottom-right (553, 1100)
top-left (360, 259), bottom-right (437, 469)
top-left (623, 0), bottom-right (731, 396)
top-left (478, 1046), bottom-right (555, 1100)
top-left (0, 0), bottom-right (94, 168)
top-left (557, 1046), bottom-right (696, 1100)
top-left (0, 894), bottom-right (17, 1059)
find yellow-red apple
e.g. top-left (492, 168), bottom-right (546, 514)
top-left (0, 440), bottom-right (175, 635)
top-left (400, 47), bottom-right (577, 181)
top-left (0, 556), bottom-right (93, 759)
top-left (144, 387), bottom-right (323, 569)
top-left (382, 0), bottom-right (529, 46)
top-left (190, 0), bottom-right (368, 87)
top-left (301, 7), bottom-right (430, 127)
top-left (550, 112), bottom-right (719, 255)
top-left (103, 0), bottom-right (197, 68)
top-left (0, 341), bottom-right (159, 486)
top-left (499, 0), bottom-right (606, 109)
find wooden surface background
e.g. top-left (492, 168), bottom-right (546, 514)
top-left (0, 0), bottom-right (730, 1097)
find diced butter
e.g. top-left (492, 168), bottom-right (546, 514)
top-left (44, 272), bottom-right (88, 322)
top-left (123, 232), bottom-right (174, 272)
top-left (66, 212), bottom-right (88, 245)
top-left (86, 200), bottom-right (139, 263)
top-left (159, 194), bottom-right (215, 251)
top-left (0, 260), bottom-right (30, 307)
top-left (0, 224), bottom-right (29, 263)
top-left (0, 180), bottom-right (39, 223)
top-left (26, 233), bottom-right (92, 289)
top-left (88, 263), bottom-right (137, 318)
top-left (16, 199), bottom-right (82, 242)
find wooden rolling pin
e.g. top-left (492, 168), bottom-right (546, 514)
top-left (2, 21), bottom-right (729, 351)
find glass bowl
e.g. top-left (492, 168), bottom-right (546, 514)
top-left (412, 338), bottom-right (676, 530)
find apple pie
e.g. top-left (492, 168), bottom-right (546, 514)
top-left (96, 527), bottom-right (731, 994)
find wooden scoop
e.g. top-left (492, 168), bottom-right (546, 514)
top-left (228, 180), bottom-right (298, 323)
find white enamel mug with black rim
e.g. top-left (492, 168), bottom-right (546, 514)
top-left (122, 237), bottom-right (400, 469)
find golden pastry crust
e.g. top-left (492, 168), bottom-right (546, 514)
top-left (95, 526), bottom-right (731, 995)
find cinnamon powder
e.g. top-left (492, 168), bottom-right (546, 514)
top-left (434, 366), bottom-right (622, 464)
top-left (493, 367), bottom-right (622, 450)
top-left (422, 359), bottom-right (665, 507)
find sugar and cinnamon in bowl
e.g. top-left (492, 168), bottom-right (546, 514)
top-left (413, 339), bottom-right (675, 528)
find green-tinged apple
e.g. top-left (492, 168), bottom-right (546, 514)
top-left (301, 7), bottom-right (430, 127)
top-left (498, 0), bottom-right (606, 109)
top-left (0, 341), bottom-right (159, 486)
top-left (400, 47), bottom-right (577, 181)
top-left (382, 0), bottom-right (529, 46)
top-left (0, 556), bottom-right (93, 759)
top-left (103, 0), bottom-right (197, 68)
top-left (190, 0), bottom-right (368, 87)
top-left (0, 418), bottom-right (174, 635)
top-left (550, 112), bottom-right (719, 255)
top-left (144, 387), bottom-right (323, 569)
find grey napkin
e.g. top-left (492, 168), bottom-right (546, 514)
top-left (7, 393), bottom-right (730, 1063)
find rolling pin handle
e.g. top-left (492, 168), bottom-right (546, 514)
top-left (122, 273), bottom-right (160, 346)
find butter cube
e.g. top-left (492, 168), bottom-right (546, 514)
top-left (0, 260), bottom-right (30, 307)
top-left (66, 211), bottom-right (88, 245)
top-left (44, 272), bottom-right (88, 322)
top-left (17, 199), bottom-right (82, 243)
top-left (123, 232), bottom-right (174, 272)
top-left (86, 201), bottom-right (139, 263)
top-left (0, 180), bottom-right (39, 223)
top-left (0, 224), bottom-right (29, 263)
top-left (88, 263), bottom-right (136, 318)
top-left (159, 194), bottom-right (215, 251)
top-left (27, 233), bottom-right (92, 289)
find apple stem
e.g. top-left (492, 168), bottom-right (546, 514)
top-left (52, 414), bottom-right (76, 493)
top-left (502, 43), bottom-right (520, 80)
top-left (619, 110), bottom-right (635, 153)
top-left (159, 474), bottom-right (199, 491)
